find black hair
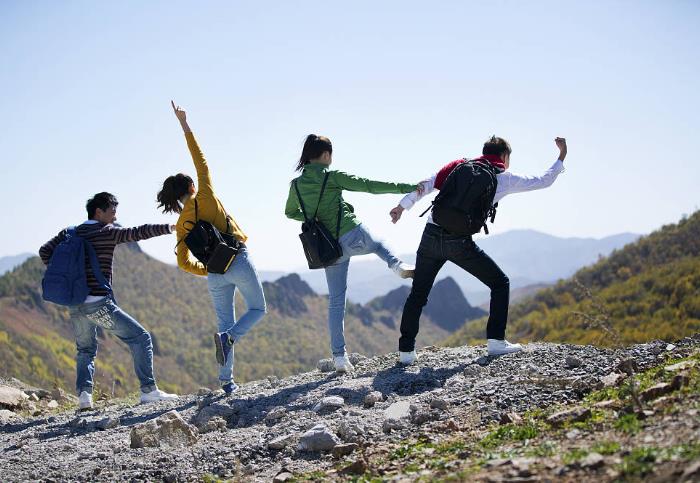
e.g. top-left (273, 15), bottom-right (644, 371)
top-left (482, 135), bottom-right (512, 157)
top-left (295, 134), bottom-right (332, 171)
top-left (156, 173), bottom-right (194, 214)
top-left (86, 192), bottom-right (118, 219)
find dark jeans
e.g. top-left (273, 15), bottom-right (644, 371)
top-left (399, 223), bottom-right (510, 352)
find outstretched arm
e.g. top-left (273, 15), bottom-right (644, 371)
top-left (332, 171), bottom-right (417, 195)
top-left (171, 101), bottom-right (214, 197)
top-left (496, 137), bottom-right (567, 201)
top-left (390, 175), bottom-right (436, 223)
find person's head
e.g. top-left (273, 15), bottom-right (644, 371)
top-left (156, 173), bottom-right (195, 214)
top-left (482, 135), bottom-right (512, 169)
top-left (295, 134), bottom-right (333, 171)
top-left (86, 192), bottom-right (118, 224)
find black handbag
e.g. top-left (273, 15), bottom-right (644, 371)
top-left (294, 172), bottom-right (343, 269)
top-left (177, 199), bottom-right (242, 274)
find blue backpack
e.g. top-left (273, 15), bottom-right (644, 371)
top-left (41, 227), bottom-right (111, 306)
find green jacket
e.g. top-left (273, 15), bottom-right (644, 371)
top-left (285, 163), bottom-right (417, 237)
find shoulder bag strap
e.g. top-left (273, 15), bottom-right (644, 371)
top-left (314, 172), bottom-right (331, 220)
top-left (293, 180), bottom-right (310, 222)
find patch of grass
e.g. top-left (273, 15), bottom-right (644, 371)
top-left (525, 440), bottom-right (558, 458)
top-left (613, 413), bottom-right (641, 434)
top-left (568, 409), bottom-right (606, 431)
top-left (389, 440), bottom-right (434, 460)
top-left (562, 448), bottom-right (590, 465)
top-left (592, 440), bottom-right (621, 455)
top-left (480, 422), bottom-right (541, 449)
top-left (619, 447), bottom-right (658, 477)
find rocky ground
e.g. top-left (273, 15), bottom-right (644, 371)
top-left (1, 335), bottom-right (699, 482)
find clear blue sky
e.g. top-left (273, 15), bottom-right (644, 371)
top-left (1, 0), bottom-right (698, 271)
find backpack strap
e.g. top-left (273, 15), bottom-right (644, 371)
top-left (84, 241), bottom-right (112, 293)
top-left (72, 225), bottom-right (112, 294)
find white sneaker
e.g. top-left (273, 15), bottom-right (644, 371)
top-left (399, 350), bottom-right (418, 365)
top-left (334, 355), bottom-right (354, 373)
top-left (78, 391), bottom-right (93, 410)
top-left (391, 262), bottom-right (415, 279)
top-left (140, 388), bottom-right (179, 404)
top-left (487, 339), bottom-right (523, 356)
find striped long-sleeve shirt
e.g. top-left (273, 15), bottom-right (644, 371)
top-left (39, 221), bottom-right (172, 296)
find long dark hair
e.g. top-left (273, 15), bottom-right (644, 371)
top-left (295, 134), bottom-right (332, 171)
top-left (157, 173), bottom-right (194, 214)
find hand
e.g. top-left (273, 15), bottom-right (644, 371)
top-left (170, 224), bottom-right (177, 233)
top-left (171, 100), bottom-right (187, 123)
top-left (555, 137), bottom-right (567, 161)
top-left (390, 205), bottom-right (404, 224)
top-left (415, 180), bottom-right (428, 196)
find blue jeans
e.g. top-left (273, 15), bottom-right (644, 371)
top-left (68, 296), bottom-right (156, 395)
top-left (324, 224), bottom-right (401, 357)
top-left (207, 248), bottom-right (267, 384)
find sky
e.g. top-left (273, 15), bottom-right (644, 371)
top-left (1, 0), bottom-right (698, 271)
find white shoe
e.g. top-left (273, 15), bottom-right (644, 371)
top-left (392, 262), bottom-right (415, 279)
top-left (334, 355), bottom-right (354, 373)
top-left (140, 388), bottom-right (179, 404)
top-left (487, 339), bottom-right (523, 356)
top-left (399, 350), bottom-right (418, 365)
top-left (78, 391), bottom-right (93, 410)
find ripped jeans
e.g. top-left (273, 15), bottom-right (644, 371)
top-left (68, 296), bottom-right (156, 395)
top-left (324, 224), bottom-right (401, 357)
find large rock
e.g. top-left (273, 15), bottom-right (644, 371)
top-left (363, 391), bottom-right (383, 408)
top-left (384, 401), bottom-right (411, 420)
top-left (192, 402), bottom-right (237, 430)
top-left (546, 407), bottom-right (591, 427)
top-left (640, 383), bottom-right (674, 402)
top-left (313, 396), bottom-right (345, 413)
top-left (0, 409), bottom-right (22, 425)
top-left (298, 423), bottom-right (340, 452)
top-left (0, 386), bottom-right (25, 409)
top-left (130, 410), bottom-right (199, 448)
top-left (268, 434), bottom-right (295, 450)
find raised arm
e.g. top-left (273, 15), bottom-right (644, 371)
top-left (332, 171), bottom-right (417, 195)
top-left (496, 138), bottom-right (567, 200)
top-left (172, 101), bottom-right (214, 197)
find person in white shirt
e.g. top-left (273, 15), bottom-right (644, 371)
top-left (390, 136), bottom-right (567, 363)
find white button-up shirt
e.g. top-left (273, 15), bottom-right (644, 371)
top-left (399, 159), bottom-right (565, 225)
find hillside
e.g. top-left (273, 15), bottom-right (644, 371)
top-left (445, 211), bottom-right (700, 348)
top-left (1, 335), bottom-right (698, 482)
top-left (0, 245), bottom-right (479, 397)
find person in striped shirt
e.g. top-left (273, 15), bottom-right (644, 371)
top-left (39, 192), bottom-right (179, 409)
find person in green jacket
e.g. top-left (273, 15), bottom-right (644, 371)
top-left (285, 134), bottom-right (422, 372)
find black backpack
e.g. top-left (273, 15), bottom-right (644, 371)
top-left (177, 199), bottom-right (241, 274)
top-left (294, 172), bottom-right (343, 269)
top-left (422, 159), bottom-right (499, 236)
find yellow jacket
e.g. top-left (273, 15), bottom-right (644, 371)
top-left (175, 132), bottom-right (247, 276)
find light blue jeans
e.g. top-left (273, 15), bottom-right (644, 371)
top-left (207, 248), bottom-right (267, 384)
top-left (68, 296), bottom-right (156, 395)
top-left (324, 224), bottom-right (401, 357)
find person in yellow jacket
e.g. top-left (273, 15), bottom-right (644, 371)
top-left (157, 101), bottom-right (266, 394)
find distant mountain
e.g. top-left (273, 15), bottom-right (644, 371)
top-left (289, 229), bottom-right (639, 304)
top-left (365, 277), bottom-right (486, 332)
top-left (445, 212), bottom-right (700, 348)
top-left (0, 246), bottom-right (476, 397)
top-left (0, 253), bottom-right (34, 275)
